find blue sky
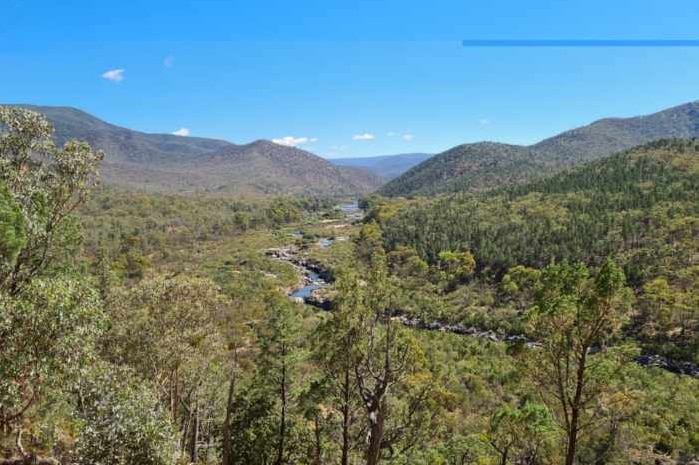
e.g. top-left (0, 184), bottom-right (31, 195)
top-left (2, 0), bottom-right (699, 158)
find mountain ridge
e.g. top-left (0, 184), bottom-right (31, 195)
top-left (380, 100), bottom-right (699, 197)
top-left (10, 104), bottom-right (382, 196)
top-left (330, 152), bottom-right (433, 179)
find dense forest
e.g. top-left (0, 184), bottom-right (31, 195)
top-left (375, 139), bottom-right (698, 362)
top-left (1, 106), bottom-right (698, 465)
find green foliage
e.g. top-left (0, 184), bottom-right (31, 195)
top-left (486, 401), bottom-right (556, 464)
top-left (226, 293), bottom-right (308, 465)
top-left (0, 277), bottom-right (104, 429)
top-left (104, 275), bottom-right (226, 381)
top-left (354, 220), bottom-right (384, 264)
top-left (380, 139), bottom-right (699, 359)
top-left (74, 362), bottom-right (176, 465)
top-left (437, 249), bottom-right (476, 289)
top-left (2, 106), bottom-right (698, 464)
top-left (382, 140), bottom-right (699, 278)
top-left (381, 103), bottom-right (699, 198)
top-left (79, 189), bottom-right (328, 283)
top-left (0, 180), bottom-right (25, 268)
top-left (0, 105), bottom-right (102, 292)
top-left (527, 259), bottom-right (636, 465)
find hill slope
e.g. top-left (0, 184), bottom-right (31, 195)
top-left (381, 100), bottom-right (699, 197)
top-left (19, 105), bottom-right (233, 166)
top-left (13, 105), bottom-right (383, 196)
top-left (379, 139), bottom-right (699, 361)
top-left (331, 153), bottom-right (432, 179)
top-left (381, 138), bottom-right (699, 278)
top-left (190, 140), bottom-right (384, 196)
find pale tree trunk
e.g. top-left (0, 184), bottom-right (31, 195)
top-left (365, 401), bottom-right (385, 465)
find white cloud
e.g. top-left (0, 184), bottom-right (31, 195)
top-left (101, 68), bottom-right (125, 82)
top-left (172, 128), bottom-right (190, 137)
top-left (353, 132), bottom-right (375, 141)
top-left (272, 136), bottom-right (318, 147)
top-left (402, 133), bottom-right (414, 141)
top-left (164, 55), bottom-right (175, 68)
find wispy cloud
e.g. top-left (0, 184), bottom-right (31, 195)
top-left (101, 68), bottom-right (125, 82)
top-left (353, 133), bottom-right (375, 141)
top-left (479, 119), bottom-right (490, 125)
top-left (386, 131), bottom-right (397, 137)
top-left (272, 136), bottom-right (318, 147)
top-left (402, 133), bottom-right (414, 141)
top-left (172, 128), bottom-right (190, 136)
top-left (164, 55), bottom-right (175, 68)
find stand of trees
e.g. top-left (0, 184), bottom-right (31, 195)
top-left (1, 107), bottom-right (697, 464)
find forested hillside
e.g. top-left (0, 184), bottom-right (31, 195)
top-left (12, 105), bottom-right (383, 196)
top-left (376, 139), bottom-right (698, 361)
top-left (1, 107), bottom-right (698, 465)
top-left (381, 100), bottom-right (699, 197)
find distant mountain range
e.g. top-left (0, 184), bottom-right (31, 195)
top-left (380, 100), bottom-right (699, 197)
top-left (13, 105), bottom-right (383, 197)
top-left (330, 153), bottom-right (433, 179)
top-left (15, 100), bottom-right (699, 198)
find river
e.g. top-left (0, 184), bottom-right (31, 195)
top-left (269, 203), bottom-right (699, 379)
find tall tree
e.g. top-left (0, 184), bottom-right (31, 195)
top-left (0, 106), bottom-right (102, 294)
top-left (353, 250), bottom-right (424, 465)
top-left (220, 276), bottom-right (259, 465)
top-left (527, 259), bottom-right (633, 465)
top-left (0, 106), bottom-right (103, 461)
top-left (313, 266), bottom-right (366, 465)
top-left (256, 292), bottom-right (306, 465)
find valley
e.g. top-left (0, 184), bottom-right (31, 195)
top-left (272, 206), bottom-right (699, 379)
top-left (1, 104), bottom-right (698, 465)
top-left (5, 1), bottom-right (699, 462)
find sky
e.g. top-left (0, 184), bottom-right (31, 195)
top-left (2, 0), bottom-right (699, 158)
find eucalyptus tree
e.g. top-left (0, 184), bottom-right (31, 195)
top-left (312, 265), bottom-right (366, 465)
top-left (256, 291), bottom-right (307, 465)
top-left (352, 249), bottom-right (426, 465)
top-left (0, 106), bottom-right (102, 293)
top-left (0, 106), bottom-right (104, 461)
top-left (527, 259), bottom-right (634, 465)
top-left (103, 275), bottom-right (227, 461)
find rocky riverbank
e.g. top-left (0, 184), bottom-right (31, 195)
top-left (266, 246), bottom-right (333, 309)
top-left (396, 314), bottom-right (699, 378)
top-left (268, 243), bottom-right (699, 379)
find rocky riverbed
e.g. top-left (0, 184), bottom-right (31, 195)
top-left (267, 242), bottom-right (699, 379)
top-left (266, 246), bottom-right (333, 309)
